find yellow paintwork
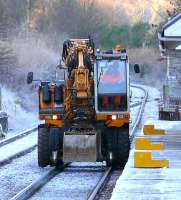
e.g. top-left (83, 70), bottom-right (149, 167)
top-left (143, 125), bottom-right (165, 135)
top-left (74, 68), bottom-right (89, 98)
top-left (134, 152), bottom-right (169, 168)
top-left (96, 114), bottom-right (129, 120)
top-left (77, 91), bottom-right (87, 98)
top-left (96, 114), bottom-right (107, 120)
top-left (96, 114), bottom-right (129, 127)
top-left (63, 40), bottom-right (94, 120)
top-left (105, 119), bottom-right (128, 127)
top-left (45, 120), bottom-right (64, 128)
top-left (135, 137), bottom-right (164, 150)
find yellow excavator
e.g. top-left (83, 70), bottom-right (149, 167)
top-left (27, 38), bottom-right (140, 168)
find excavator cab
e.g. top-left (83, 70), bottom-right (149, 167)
top-left (95, 51), bottom-right (129, 113)
top-left (93, 50), bottom-right (131, 167)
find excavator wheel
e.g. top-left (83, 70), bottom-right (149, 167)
top-left (49, 127), bottom-right (64, 167)
top-left (104, 124), bottom-right (130, 168)
top-left (38, 125), bottom-right (51, 167)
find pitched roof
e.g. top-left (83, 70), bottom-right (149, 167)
top-left (162, 13), bottom-right (181, 37)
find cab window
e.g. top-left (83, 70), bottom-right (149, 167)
top-left (96, 59), bottom-right (127, 112)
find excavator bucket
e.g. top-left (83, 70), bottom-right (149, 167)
top-left (63, 131), bottom-right (98, 162)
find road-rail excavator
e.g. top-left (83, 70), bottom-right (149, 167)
top-left (27, 38), bottom-right (139, 168)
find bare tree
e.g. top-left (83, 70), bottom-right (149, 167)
top-left (38, 0), bottom-right (105, 39)
top-left (167, 0), bottom-right (181, 16)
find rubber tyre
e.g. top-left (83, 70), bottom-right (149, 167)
top-left (104, 124), bottom-right (130, 168)
top-left (49, 127), bottom-right (64, 167)
top-left (38, 125), bottom-right (51, 167)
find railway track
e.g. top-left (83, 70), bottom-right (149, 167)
top-left (10, 163), bottom-right (105, 200)
top-left (0, 127), bottom-right (37, 148)
top-left (10, 164), bottom-right (69, 200)
top-left (0, 85), bottom-right (145, 168)
top-left (7, 85), bottom-right (148, 200)
top-left (87, 84), bottom-right (148, 200)
top-left (130, 84), bottom-right (148, 143)
top-left (0, 127), bottom-right (37, 166)
top-left (87, 167), bottom-right (112, 200)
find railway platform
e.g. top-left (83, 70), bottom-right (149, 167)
top-left (111, 120), bottom-right (181, 200)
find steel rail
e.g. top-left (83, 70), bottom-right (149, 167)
top-left (87, 84), bottom-right (148, 200)
top-left (130, 85), bottom-right (146, 108)
top-left (130, 84), bottom-right (148, 143)
top-left (10, 164), bottom-right (69, 200)
top-left (0, 126), bottom-right (38, 166)
top-left (87, 167), bottom-right (112, 200)
top-left (130, 101), bottom-right (142, 108)
top-left (9, 85), bottom-right (148, 200)
top-left (0, 126), bottom-right (37, 148)
top-left (0, 144), bottom-right (37, 167)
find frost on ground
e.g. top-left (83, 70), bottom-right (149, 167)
top-left (111, 85), bottom-right (181, 200)
top-left (0, 150), bottom-right (50, 200)
top-left (1, 35), bottom-right (64, 135)
top-left (1, 86), bottom-right (37, 135)
top-left (0, 84), bottom-right (148, 200)
top-left (30, 163), bottom-right (104, 200)
top-left (0, 131), bottom-right (37, 161)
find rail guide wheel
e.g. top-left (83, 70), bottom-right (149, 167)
top-left (103, 124), bottom-right (130, 168)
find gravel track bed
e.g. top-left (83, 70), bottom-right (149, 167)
top-left (30, 163), bottom-right (105, 200)
top-left (0, 86), bottom-right (145, 200)
top-left (0, 150), bottom-right (49, 200)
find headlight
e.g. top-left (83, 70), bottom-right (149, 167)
top-left (111, 115), bottom-right (117, 120)
top-left (53, 115), bottom-right (58, 120)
